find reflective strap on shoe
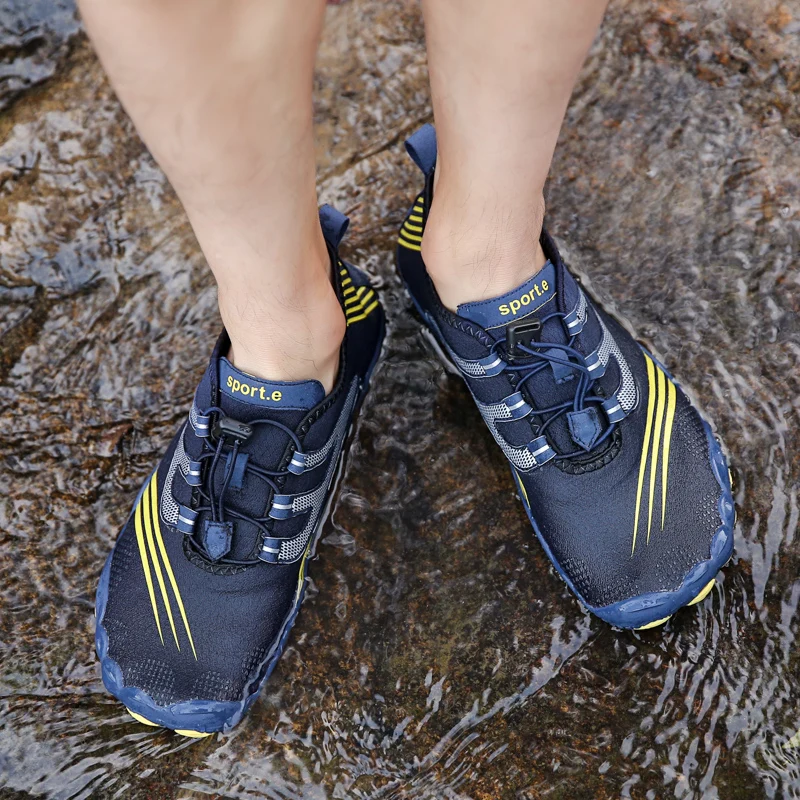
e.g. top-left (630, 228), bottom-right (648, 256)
top-left (602, 395), bottom-right (627, 423)
top-left (584, 349), bottom-right (606, 379)
top-left (287, 451), bottom-right (307, 475)
top-left (527, 435), bottom-right (556, 467)
top-left (563, 290), bottom-right (587, 336)
top-left (194, 413), bottom-right (211, 438)
top-left (185, 460), bottom-right (203, 487)
top-left (268, 494), bottom-right (299, 521)
top-left (452, 351), bottom-right (506, 378)
top-left (258, 536), bottom-right (282, 564)
top-left (503, 392), bottom-right (533, 420)
top-left (176, 504), bottom-right (198, 535)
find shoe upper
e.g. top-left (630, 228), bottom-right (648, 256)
top-left (398, 124), bottom-right (733, 612)
top-left (98, 206), bottom-right (384, 708)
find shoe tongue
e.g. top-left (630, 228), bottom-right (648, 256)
top-left (456, 260), bottom-right (558, 338)
top-left (455, 257), bottom-right (598, 457)
top-left (189, 359), bottom-right (325, 563)
top-left (218, 358), bottom-right (325, 418)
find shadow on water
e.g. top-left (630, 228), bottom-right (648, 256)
top-left (1, 0), bottom-right (799, 797)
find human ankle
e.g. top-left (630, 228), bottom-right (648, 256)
top-left (220, 252), bottom-right (346, 395)
top-left (422, 183), bottom-right (547, 312)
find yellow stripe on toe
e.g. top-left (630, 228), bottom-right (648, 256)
top-left (634, 578), bottom-right (717, 630)
top-left (636, 615), bottom-right (672, 631)
top-left (127, 707), bottom-right (211, 738)
top-left (127, 709), bottom-right (160, 727)
top-left (175, 728), bottom-right (212, 739)
top-left (688, 578), bottom-right (716, 606)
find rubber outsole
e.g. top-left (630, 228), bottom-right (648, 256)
top-left (398, 245), bottom-right (735, 631)
top-left (633, 578), bottom-right (717, 630)
top-left (96, 298), bottom-right (386, 736)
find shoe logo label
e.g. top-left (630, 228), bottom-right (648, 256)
top-left (135, 474), bottom-right (198, 659)
top-left (631, 354), bottom-right (677, 555)
top-left (499, 278), bottom-right (551, 318)
top-left (226, 375), bottom-right (282, 403)
top-left (457, 261), bottom-right (557, 330)
top-left (219, 358), bottom-right (324, 410)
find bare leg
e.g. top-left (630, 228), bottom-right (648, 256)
top-left (421, 0), bottom-right (609, 310)
top-left (77, 0), bottom-right (343, 391)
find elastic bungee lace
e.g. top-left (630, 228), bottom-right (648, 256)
top-left (492, 310), bottom-right (617, 460)
top-left (187, 406), bottom-right (304, 565)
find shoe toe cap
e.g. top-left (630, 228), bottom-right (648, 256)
top-left (528, 399), bottom-right (734, 617)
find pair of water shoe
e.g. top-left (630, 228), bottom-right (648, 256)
top-left (95, 125), bottom-right (734, 735)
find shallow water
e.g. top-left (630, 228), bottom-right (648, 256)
top-left (1, 0), bottom-right (799, 797)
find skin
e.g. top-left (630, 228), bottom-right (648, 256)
top-left (77, 0), bottom-right (610, 391)
top-left (421, 0), bottom-right (610, 310)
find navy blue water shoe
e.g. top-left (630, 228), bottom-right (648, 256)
top-left (96, 206), bottom-right (384, 735)
top-left (397, 124), bottom-right (734, 630)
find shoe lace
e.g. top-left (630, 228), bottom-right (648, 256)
top-left (493, 311), bottom-right (616, 460)
top-left (187, 407), bottom-right (305, 565)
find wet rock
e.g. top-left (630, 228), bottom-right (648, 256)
top-left (0, 0), bottom-right (81, 113)
top-left (1, 0), bottom-right (798, 797)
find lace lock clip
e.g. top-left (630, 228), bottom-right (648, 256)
top-left (212, 415), bottom-right (253, 443)
top-left (507, 318), bottom-right (542, 363)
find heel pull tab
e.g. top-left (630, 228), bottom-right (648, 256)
top-left (405, 124), bottom-right (437, 176)
top-left (319, 204), bottom-right (350, 249)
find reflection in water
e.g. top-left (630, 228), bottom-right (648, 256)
top-left (1, 0), bottom-right (799, 797)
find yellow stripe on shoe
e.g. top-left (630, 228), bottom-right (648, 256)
top-left (636, 615), bottom-right (672, 631)
top-left (344, 286), bottom-right (378, 326)
top-left (143, 479), bottom-right (181, 650)
top-left (126, 708), bottom-right (211, 738)
top-left (634, 578), bottom-right (717, 630)
top-left (661, 379), bottom-right (677, 530)
top-left (399, 195), bottom-right (426, 251)
top-left (127, 709), bottom-right (160, 728)
top-left (134, 491), bottom-right (163, 644)
top-left (149, 477), bottom-right (198, 660)
top-left (345, 288), bottom-right (374, 315)
top-left (134, 474), bottom-right (198, 656)
top-left (631, 355), bottom-right (679, 553)
top-left (347, 299), bottom-right (379, 325)
top-left (175, 728), bottom-right (212, 739)
top-left (338, 265), bottom-right (379, 325)
top-left (515, 468), bottom-right (530, 507)
top-left (398, 235), bottom-right (422, 252)
top-left (688, 578), bottom-right (715, 606)
top-left (647, 367), bottom-right (667, 543)
top-left (632, 355), bottom-right (657, 555)
top-left (344, 286), bottom-right (367, 306)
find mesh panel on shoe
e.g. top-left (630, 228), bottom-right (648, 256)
top-left (594, 317), bottom-right (638, 413)
top-left (161, 425), bottom-right (190, 526)
top-left (124, 659), bottom-right (179, 706)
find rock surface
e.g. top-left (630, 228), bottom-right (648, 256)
top-left (1, 0), bottom-right (799, 797)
